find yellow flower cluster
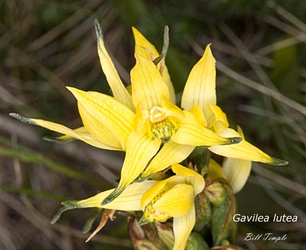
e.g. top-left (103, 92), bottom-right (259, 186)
top-left (10, 19), bottom-right (288, 250)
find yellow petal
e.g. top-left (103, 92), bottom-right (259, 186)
top-left (131, 54), bottom-right (170, 110)
top-left (209, 128), bottom-right (288, 165)
top-left (181, 44), bottom-right (216, 112)
top-left (102, 131), bottom-right (161, 205)
top-left (62, 180), bottom-right (157, 211)
top-left (172, 204), bottom-right (195, 250)
top-left (95, 20), bottom-right (133, 110)
top-left (132, 27), bottom-right (176, 103)
top-left (171, 111), bottom-right (241, 146)
top-left (154, 184), bottom-right (194, 217)
top-left (161, 95), bottom-right (184, 120)
top-left (68, 87), bottom-right (135, 150)
top-left (132, 27), bottom-right (160, 60)
top-left (141, 178), bottom-right (169, 209)
top-left (189, 105), bottom-right (207, 127)
top-left (204, 104), bottom-right (229, 133)
top-left (172, 164), bottom-right (205, 196)
top-left (140, 141), bottom-right (195, 180)
top-left (222, 157), bottom-right (251, 194)
top-left (206, 159), bottom-right (226, 180)
top-left (9, 114), bottom-right (122, 150)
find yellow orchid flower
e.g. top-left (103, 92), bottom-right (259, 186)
top-left (52, 164), bottom-right (204, 250)
top-left (10, 21), bottom-right (241, 206)
top-left (139, 164), bottom-right (205, 250)
top-left (181, 44), bottom-right (288, 167)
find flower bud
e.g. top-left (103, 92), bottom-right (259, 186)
top-left (155, 222), bottom-right (174, 249)
top-left (186, 232), bottom-right (210, 250)
top-left (194, 191), bottom-right (211, 231)
top-left (206, 179), bottom-right (237, 246)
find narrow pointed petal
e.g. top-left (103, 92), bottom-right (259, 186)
top-left (102, 131), bottom-right (161, 205)
top-left (68, 87), bottom-right (135, 150)
top-left (9, 113), bottom-right (122, 150)
top-left (132, 27), bottom-right (160, 60)
top-left (171, 111), bottom-right (241, 146)
top-left (172, 204), bottom-right (196, 250)
top-left (209, 128), bottom-right (289, 165)
top-left (223, 158), bottom-right (251, 193)
top-left (139, 141), bottom-right (195, 180)
top-left (95, 20), bottom-right (133, 110)
top-left (131, 54), bottom-right (170, 110)
top-left (132, 27), bottom-right (176, 104)
top-left (62, 181), bottom-right (157, 211)
top-left (181, 44), bottom-right (216, 112)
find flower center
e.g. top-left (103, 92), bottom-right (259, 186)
top-left (148, 106), bottom-right (177, 143)
top-left (149, 106), bottom-right (167, 123)
top-left (142, 188), bottom-right (170, 223)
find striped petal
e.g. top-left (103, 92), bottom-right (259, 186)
top-left (209, 128), bottom-right (288, 166)
top-left (181, 44), bottom-right (216, 112)
top-left (172, 204), bottom-right (196, 250)
top-left (95, 20), bottom-right (133, 110)
top-left (101, 131), bottom-right (161, 205)
top-left (68, 87), bottom-right (135, 150)
top-left (131, 54), bottom-right (170, 110)
top-left (154, 184), bottom-right (194, 217)
top-left (9, 114), bottom-right (121, 150)
top-left (222, 157), bottom-right (251, 194)
top-left (62, 180), bottom-right (157, 211)
top-left (171, 111), bottom-right (241, 147)
top-left (132, 27), bottom-right (176, 103)
top-left (139, 141), bottom-right (195, 180)
top-left (172, 164), bottom-right (205, 196)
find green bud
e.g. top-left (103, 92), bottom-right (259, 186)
top-left (155, 222), bottom-right (174, 250)
top-left (207, 179), bottom-right (237, 246)
top-left (185, 232), bottom-right (210, 250)
top-left (194, 191), bottom-right (211, 231)
top-left (134, 239), bottom-right (161, 250)
top-left (204, 180), bottom-right (225, 205)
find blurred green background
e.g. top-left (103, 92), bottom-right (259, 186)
top-left (1, 0), bottom-right (305, 249)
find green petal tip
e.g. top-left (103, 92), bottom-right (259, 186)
top-left (82, 208), bottom-right (102, 233)
top-left (270, 157), bottom-right (289, 166)
top-left (94, 19), bottom-right (103, 39)
top-left (43, 136), bottom-right (74, 143)
top-left (50, 206), bottom-right (73, 224)
top-left (101, 188), bottom-right (124, 206)
top-left (9, 113), bottom-right (36, 125)
top-left (224, 137), bottom-right (242, 145)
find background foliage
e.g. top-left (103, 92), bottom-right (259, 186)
top-left (1, 0), bottom-right (305, 249)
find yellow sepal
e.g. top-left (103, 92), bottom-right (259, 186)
top-left (172, 205), bottom-right (195, 250)
top-left (131, 54), bottom-right (170, 110)
top-left (68, 87), bottom-right (135, 150)
top-left (139, 141), bottom-right (195, 180)
top-left (171, 111), bottom-right (241, 146)
top-left (181, 44), bottom-right (216, 112)
top-left (9, 113), bottom-right (122, 150)
top-left (132, 27), bottom-right (176, 103)
top-left (102, 131), bottom-right (161, 205)
top-left (209, 128), bottom-right (288, 165)
top-left (95, 20), bottom-right (133, 110)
